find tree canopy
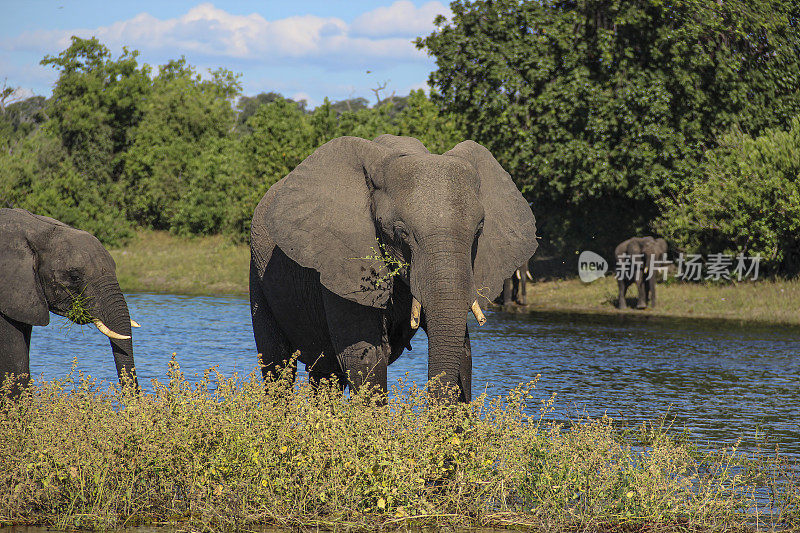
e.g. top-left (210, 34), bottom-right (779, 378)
top-left (0, 39), bottom-right (464, 245)
top-left (418, 0), bottom-right (800, 253)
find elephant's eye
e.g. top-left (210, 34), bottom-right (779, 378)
top-left (393, 223), bottom-right (410, 240)
top-left (65, 269), bottom-right (82, 284)
top-left (476, 220), bottom-right (485, 237)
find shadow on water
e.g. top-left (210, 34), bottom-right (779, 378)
top-left (27, 292), bottom-right (800, 464)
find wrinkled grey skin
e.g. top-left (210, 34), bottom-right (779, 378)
top-left (502, 263), bottom-right (532, 306)
top-left (615, 236), bottom-right (668, 309)
top-left (250, 135), bottom-right (537, 402)
top-left (0, 208), bottom-right (136, 393)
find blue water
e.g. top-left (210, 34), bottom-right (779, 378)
top-left (27, 293), bottom-right (800, 460)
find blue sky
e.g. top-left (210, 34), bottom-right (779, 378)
top-left (1, 0), bottom-right (451, 107)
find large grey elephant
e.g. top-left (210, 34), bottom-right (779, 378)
top-left (615, 236), bottom-right (668, 309)
top-left (0, 208), bottom-right (138, 393)
top-left (502, 262), bottom-right (533, 306)
top-left (249, 134), bottom-right (537, 402)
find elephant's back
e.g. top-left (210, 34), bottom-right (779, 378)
top-left (615, 236), bottom-right (655, 258)
top-left (373, 134), bottom-right (430, 154)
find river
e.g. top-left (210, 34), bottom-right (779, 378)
top-left (27, 292), bottom-right (800, 462)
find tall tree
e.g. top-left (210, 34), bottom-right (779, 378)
top-left (41, 37), bottom-right (151, 184)
top-left (418, 0), bottom-right (800, 252)
top-left (122, 58), bottom-right (241, 229)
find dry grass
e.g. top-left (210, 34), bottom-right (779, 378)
top-left (0, 362), bottom-right (797, 531)
top-left (110, 231), bottom-right (249, 296)
top-left (519, 276), bottom-right (800, 326)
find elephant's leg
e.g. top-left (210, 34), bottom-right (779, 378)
top-left (250, 262), bottom-right (295, 383)
top-left (0, 313), bottom-right (32, 395)
top-left (518, 269), bottom-right (527, 305)
top-left (617, 278), bottom-right (628, 309)
top-left (502, 277), bottom-right (513, 305)
top-left (647, 275), bottom-right (657, 308)
top-left (635, 271), bottom-right (647, 309)
top-left (322, 289), bottom-right (387, 396)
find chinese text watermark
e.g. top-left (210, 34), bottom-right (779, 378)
top-left (579, 252), bottom-right (761, 282)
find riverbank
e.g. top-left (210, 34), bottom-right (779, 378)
top-left (505, 276), bottom-right (800, 326)
top-left (2, 369), bottom-right (797, 531)
top-left (111, 231), bottom-right (249, 296)
top-left (111, 231), bottom-right (800, 325)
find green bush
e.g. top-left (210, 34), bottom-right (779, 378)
top-left (1, 363), bottom-right (797, 530)
top-left (0, 130), bottom-right (132, 246)
top-left (121, 59), bottom-right (240, 229)
top-left (657, 117), bottom-right (800, 274)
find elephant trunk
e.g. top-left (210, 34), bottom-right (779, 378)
top-left (413, 247), bottom-right (473, 402)
top-left (89, 276), bottom-right (137, 388)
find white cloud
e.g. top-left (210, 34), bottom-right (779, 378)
top-left (351, 1), bottom-right (449, 38)
top-left (6, 1), bottom-right (449, 66)
top-left (290, 91), bottom-right (313, 107)
top-left (0, 56), bottom-right (57, 94)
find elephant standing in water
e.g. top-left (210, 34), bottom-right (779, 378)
top-left (0, 208), bottom-right (139, 393)
top-left (615, 236), bottom-right (668, 309)
top-left (250, 134), bottom-right (537, 402)
top-left (502, 263), bottom-right (533, 306)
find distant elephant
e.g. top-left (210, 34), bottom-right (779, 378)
top-left (249, 135), bottom-right (537, 402)
top-left (502, 263), bottom-right (533, 306)
top-left (615, 236), bottom-right (668, 309)
top-left (0, 208), bottom-right (139, 393)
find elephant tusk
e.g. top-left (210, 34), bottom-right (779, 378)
top-left (471, 300), bottom-right (486, 326)
top-left (130, 319), bottom-right (141, 328)
top-left (93, 319), bottom-right (131, 340)
top-left (410, 298), bottom-right (421, 329)
top-left (514, 270), bottom-right (521, 280)
top-left (526, 270), bottom-right (533, 281)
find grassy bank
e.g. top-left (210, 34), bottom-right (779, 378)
top-left (516, 276), bottom-right (800, 326)
top-left (111, 231), bottom-right (799, 325)
top-left (1, 367), bottom-right (797, 531)
top-left (111, 231), bottom-right (249, 296)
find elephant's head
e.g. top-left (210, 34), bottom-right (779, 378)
top-left (644, 238), bottom-right (668, 258)
top-left (259, 135), bottom-right (537, 399)
top-left (0, 208), bottom-right (138, 386)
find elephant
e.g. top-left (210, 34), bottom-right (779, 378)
top-left (615, 236), bottom-right (668, 309)
top-left (502, 262), bottom-right (533, 306)
top-left (249, 134), bottom-right (537, 402)
top-left (0, 208), bottom-right (139, 394)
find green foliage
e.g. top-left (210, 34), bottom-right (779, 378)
top-left (41, 37), bottom-right (152, 184)
top-left (64, 288), bottom-right (94, 325)
top-left (0, 38), bottom-right (495, 245)
top-left (418, 0), bottom-right (800, 252)
top-left (236, 91), bottom-right (306, 132)
top-left (170, 137), bottom-right (242, 237)
top-left (241, 97), bottom-right (314, 187)
top-left (657, 117), bottom-right (800, 274)
top-left (330, 96), bottom-right (369, 114)
top-left (1, 366), bottom-right (796, 530)
top-left (0, 130), bottom-right (132, 245)
top-left (0, 95), bottom-right (48, 147)
top-left (356, 239), bottom-right (412, 287)
top-left (121, 58), bottom-right (241, 229)
top-left (395, 89), bottom-right (464, 154)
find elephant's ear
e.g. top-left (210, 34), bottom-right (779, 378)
top-left (445, 141), bottom-right (538, 302)
top-left (0, 222), bottom-right (50, 326)
top-left (260, 136), bottom-right (395, 308)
